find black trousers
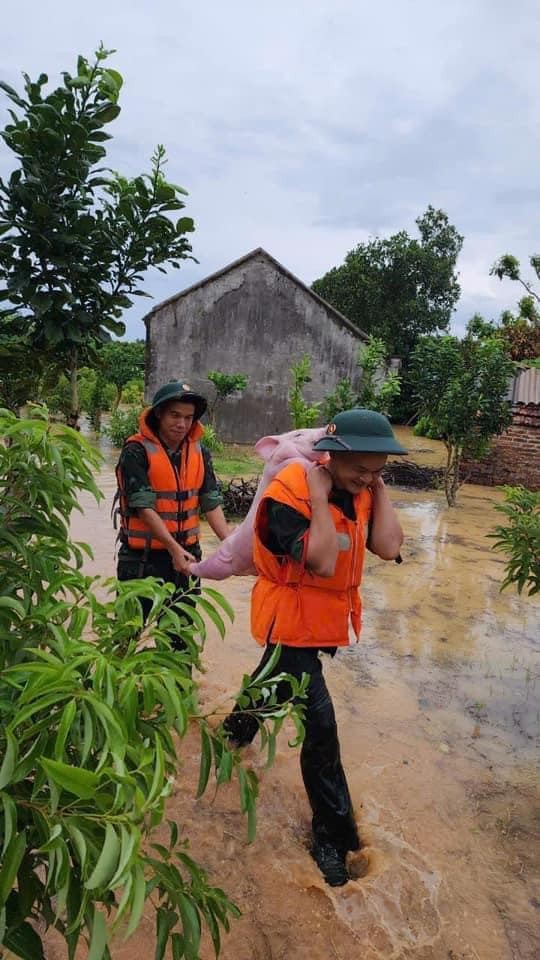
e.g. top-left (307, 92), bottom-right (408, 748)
top-left (224, 644), bottom-right (360, 852)
top-left (117, 548), bottom-right (201, 651)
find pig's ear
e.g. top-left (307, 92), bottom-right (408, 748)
top-left (254, 435), bottom-right (279, 460)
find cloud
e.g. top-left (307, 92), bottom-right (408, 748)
top-left (1, 0), bottom-right (538, 340)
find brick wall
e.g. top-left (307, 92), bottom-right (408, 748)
top-left (460, 404), bottom-right (540, 490)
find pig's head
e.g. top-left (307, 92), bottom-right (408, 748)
top-left (254, 425), bottom-right (329, 466)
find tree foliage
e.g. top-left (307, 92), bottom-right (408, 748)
top-left (491, 253), bottom-right (540, 305)
top-left (206, 371), bottom-right (248, 428)
top-left (489, 487), bottom-right (540, 596)
top-left (97, 340), bottom-right (146, 412)
top-left (323, 337), bottom-right (401, 420)
top-left (466, 307), bottom-right (540, 363)
top-left (0, 314), bottom-right (62, 413)
top-left (410, 335), bottom-right (514, 506)
top-left (104, 405), bottom-right (142, 447)
top-left (288, 355), bottom-right (321, 428)
top-left (312, 206), bottom-right (463, 359)
top-left (0, 407), bottom-right (306, 959)
top-left (0, 47), bottom-right (195, 426)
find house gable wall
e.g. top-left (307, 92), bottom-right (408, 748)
top-left (146, 252), bottom-right (365, 442)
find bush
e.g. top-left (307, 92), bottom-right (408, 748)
top-left (202, 423), bottom-right (225, 454)
top-left (412, 414), bottom-right (443, 440)
top-left (0, 407), bottom-right (306, 958)
top-left (122, 377), bottom-right (145, 406)
top-left (289, 355), bottom-right (321, 428)
top-left (323, 378), bottom-right (358, 421)
top-left (105, 405), bottom-right (141, 447)
top-left (489, 486), bottom-right (540, 595)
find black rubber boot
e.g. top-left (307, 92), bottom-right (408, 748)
top-left (222, 711), bottom-right (259, 748)
top-left (310, 840), bottom-right (349, 886)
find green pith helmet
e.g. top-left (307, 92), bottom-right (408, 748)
top-left (314, 408), bottom-right (408, 455)
top-left (150, 380), bottom-right (207, 421)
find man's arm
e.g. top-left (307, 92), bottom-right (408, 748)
top-left (205, 505), bottom-right (230, 541)
top-left (366, 478), bottom-right (404, 560)
top-left (304, 465), bottom-right (338, 578)
top-left (199, 445), bottom-right (230, 541)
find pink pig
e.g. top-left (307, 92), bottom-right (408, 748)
top-left (189, 426), bottom-right (329, 580)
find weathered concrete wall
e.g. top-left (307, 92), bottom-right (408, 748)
top-left (461, 404), bottom-right (540, 491)
top-left (145, 252), bottom-right (365, 442)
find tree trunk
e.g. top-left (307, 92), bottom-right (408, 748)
top-left (450, 448), bottom-right (461, 506)
top-left (444, 442), bottom-right (453, 506)
top-left (66, 350), bottom-right (80, 431)
top-left (112, 384), bottom-right (122, 413)
top-left (444, 444), bottom-right (462, 507)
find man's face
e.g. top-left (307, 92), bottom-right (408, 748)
top-left (156, 400), bottom-right (196, 447)
top-left (328, 451), bottom-right (387, 494)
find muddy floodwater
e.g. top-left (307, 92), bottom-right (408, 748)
top-left (65, 432), bottom-right (539, 960)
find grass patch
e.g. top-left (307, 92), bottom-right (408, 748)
top-left (213, 444), bottom-right (261, 479)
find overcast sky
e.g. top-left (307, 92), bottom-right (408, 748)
top-left (2, 0), bottom-right (539, 340)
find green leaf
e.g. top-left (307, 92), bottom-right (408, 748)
top-left (66, 822), bottom-right (88, 874)
top-left (54, 699), bottom-right (77, 759)
top-left (85, 821), bottom-right (121, 890)
top-left (87, 907), bottom-right (108, 960)
top-left (0, 596), bottom-right (27, 619)
top-left (40, 757), bottom-right (100, 799)
top-left (109, 825), bottom-right (139, 888)
top-left (0, 731), bottom-right (18, 789)
top-left (94, 104), bottom-right (121, 124)
top-left (3, 919), bottom-right (45, 960)
top-left (155, 907), bottom-right (177, 960)
top-left (0, 831), bottom-right (26, 907)
top-left (175, 216), bottom-right (195, 234)
top-left (196, 728), bottom-right (212, 798)
top-left (196, 596), bottom-right (226, 638)
top-left (0, 793), bottom-right (17, 855)
top-left (201, 587), bottom-right (234, 623)
top-left (102, 68), bottom-right (123, 91)
top-left (125, 864), bottom-right (146, 938)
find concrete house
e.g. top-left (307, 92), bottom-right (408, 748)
top-left (144, 248), bottom-right (368, 443)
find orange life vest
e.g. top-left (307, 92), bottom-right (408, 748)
top-left (115, 409), bottom-right (205, 551)
top-left (251, 462), bottom-right (372, 648)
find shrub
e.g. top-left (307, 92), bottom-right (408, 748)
top-left (489, 486), bottom-right (540, 595)
top-left (105, 405), bottom-right (141, 447)
top-left (122, 377), bottom-right (145, 406)
top-left (202, 423), bottom-right (225, 454)
top-left (0, 407), bottom-right (306, 958)
top-left (412, 414), bottom-right (443, 440)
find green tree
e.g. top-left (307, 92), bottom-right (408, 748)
top-left (104, 405), bottom-right (142, 447)
top-left (489, 487), bottom-right (540, 596)
top-left (207, 371), bottom-right (248, 428)
top-left (489, 253), bottom-right (540, 361)
top-left (323, 337), bottom-right (401, 420)
top-left (0, 406), bottom-right (306, 959)
top-left (289, 355), bottom-right (321, 428)
top-left (0, 48), bottom-right (195, 428)
top-left (312, 206), bottom-right (463, 361)
top-left (491, 253), bottom-right (540, 308)
top-left (0, 315), bottom-right (62, 413)
top-left (97, 340), bottom-right (146, 412)
top-left (466, 308), bottom-right (540, 363)
top-left (410, 335), bottom-right (514, 506)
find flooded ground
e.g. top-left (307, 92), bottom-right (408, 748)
top-left (64, 430), bottom-right (539, 960)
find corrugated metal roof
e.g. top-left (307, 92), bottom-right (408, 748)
top-left (511, 366), bottom-right (540, 405)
